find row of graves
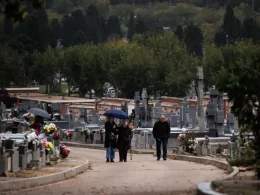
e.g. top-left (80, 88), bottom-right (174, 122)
top-left (129, 67), bottom-right (250, 159)
top-left (0, 112), bottom-right (71, 177)
top-left (1, 98), bottom-right (104, 144)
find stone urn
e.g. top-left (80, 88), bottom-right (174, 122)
top-left (238, 138), bottom-right (245, 146)
top-left (204, 139), bottom-right (209, 145)
top-left (179, 145), bottom-right (186, 152)
top-left (230, 135), bottom-right (237, 142)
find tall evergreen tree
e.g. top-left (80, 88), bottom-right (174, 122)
top-left (214, 31), bottom-right (227, 47)
top-left (61, 9), bottom-right (88, 47)
top-left (135, 21), bottom-right (146, 34)
top-left (242, 17), bottom-right (257, 41)
top-left (51, 19), bottom-right (61, 47)
top-left (85, 5), bottom-right (106, 44)
top-left (222, 4), bottom-right (241, 43)
top-left (127, 12), bottom-right (136, 42)
top-left (61, 15), bottom-right (74, 47)
top-left (107, 16), bottom-right (122, 38)
top-left (72, 30), bottom-right (87, 45)
top-left (175, 25), bottom-right (183, 41)
top-left (184, 23), bottom-right (204, 56)
top-left (3, 15), bottom-right (13, 36)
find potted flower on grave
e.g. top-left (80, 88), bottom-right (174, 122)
top-left (178, 133), bottom-right (196, 153)
top-left (178, 133), bottom-right (187, 152)
top-left (204, 135), bottom-right (209, 145)
top-left (43, 123), bottom-right (57, 135)
top-left (53, 127), bottom-right (61, 140)
top-left (43, 137), bottom-right (54, 155)
top-left (66, 131), bottom-right (73, 141)
top-left (60, 144), bottom-right (71, 159)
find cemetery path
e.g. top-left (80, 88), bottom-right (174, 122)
top-left (0, 147), bottom-right (227, 195)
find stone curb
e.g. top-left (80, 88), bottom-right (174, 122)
top-left (167, 154), bottom-right (239, 195)
top-left (0, 161), bottom-right (90, 192)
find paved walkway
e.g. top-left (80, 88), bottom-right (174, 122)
top-left (0, 147), bottom-right (227, 195)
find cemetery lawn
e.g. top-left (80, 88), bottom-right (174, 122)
top-left (39, 83), bottom-right (68, 95)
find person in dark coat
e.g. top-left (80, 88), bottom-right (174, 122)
top-left (153, 115), bottom-right (170, 161)
top-left (117, 120), bottom-right (133, 162)
top-left (104, 116), bottom-right (118, 162)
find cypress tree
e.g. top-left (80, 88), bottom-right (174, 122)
top-left (127, 12), bottom-right (136, 42)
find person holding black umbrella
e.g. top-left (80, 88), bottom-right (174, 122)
top-left (104, 116), bottom-right (118, 162)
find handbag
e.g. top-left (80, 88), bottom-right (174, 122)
top-left (109, 134), bottom-right (116, 140)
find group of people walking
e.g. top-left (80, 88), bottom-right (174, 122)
top-left (104, 117), bottom-right (133, 162)
top-left (104, 114), bottom-right (170, 162)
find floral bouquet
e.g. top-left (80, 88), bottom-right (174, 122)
top-left (80, 128), bottom-right (86, 135)
top-left (178, 133), bottom-right (196, 153)
top-left (25, 128), bottom-right (35, 134)
top-left (178, 133), bottom-right (186, 142)
top-left (60, 144), bottom-right (71, 159)
top-left (205, 135), bottom-right (209, 139)
top-left (43, 123), bottom-right (57, 135)
top-left (23, 113), bottom-right (35, 124)
top-left (45, 141), bottom-right (54, 155)
top-left (53, 131), bottom-right (61, 140)
top-left (66, 131), bottom-right (73, 139)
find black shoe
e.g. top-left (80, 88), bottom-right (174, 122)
top-left (163, 158), bottom-right (167, 161)
top-left (157, 158), bottom-right (160, 161)
top-left (119, 160), bottom-right (123, 162)
top-left (106, 158), bottom-right (109, 162)
top-left (110, 159), bottom-right (114, 162)
top-left (124, 159), bottom-right (127, 162)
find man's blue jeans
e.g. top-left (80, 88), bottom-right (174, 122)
top-left (106, 147), bottom-right (115, 159)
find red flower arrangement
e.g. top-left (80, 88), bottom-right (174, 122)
top-left (60, 144), bottom-right (71, 159)
top-left (66, 131), bottom-right (72, 137)
top-left (53, 131), bottom-right (61, 140)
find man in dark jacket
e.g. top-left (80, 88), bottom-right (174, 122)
top-left (153, 115), bottom-right (170, 161)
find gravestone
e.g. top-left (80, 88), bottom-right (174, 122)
top-left (5, 146), bottom-right (20, 173)
top-left (180, 100), bottom-right (188, 128)
top-left (227, 113), bottom-right (235, 133)
top-left (51, 103), bottom-right (61, 114)
top-left (142, 88), bottom-right (149, 126)
top-left (170, 115), bottom-right (180, 127)
top-left (188, 105), bottom-right (196, 128)
top-left (151, 107), bottom-right (163, 126)
top-left (196, 66), bottom-right (206, 132)
top-left (19, 144), bottom-right (28, 169)
top-left (18, 103), bottom-right (28, 115)
top-left (206, 88), bottom-right (219, 136)
top-left (0, 147), bottom-right (7, 176)
top-left (134, 92), bottom-right (141, 126)
top-left (79, 107), bottom-right (86, 123)
top-left (1, 103), bottom-right (7, 118)
top-left (216, 93), bottom-right (225, 136)
top-left (90, 109), bottom-right (99, 124)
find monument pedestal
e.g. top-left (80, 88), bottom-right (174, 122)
top-left (228, 141), bottom-right (237, 159)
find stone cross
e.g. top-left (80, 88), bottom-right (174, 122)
top-left (216, 93), bottom-right (225, 136)
top-left (196, 66), bottom-right (206, 132)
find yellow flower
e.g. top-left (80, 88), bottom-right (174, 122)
top-left (46, 142), bottom-right (53, 149)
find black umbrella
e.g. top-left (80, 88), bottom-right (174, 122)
top-left (28, 108), bottom-right (50, 119)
